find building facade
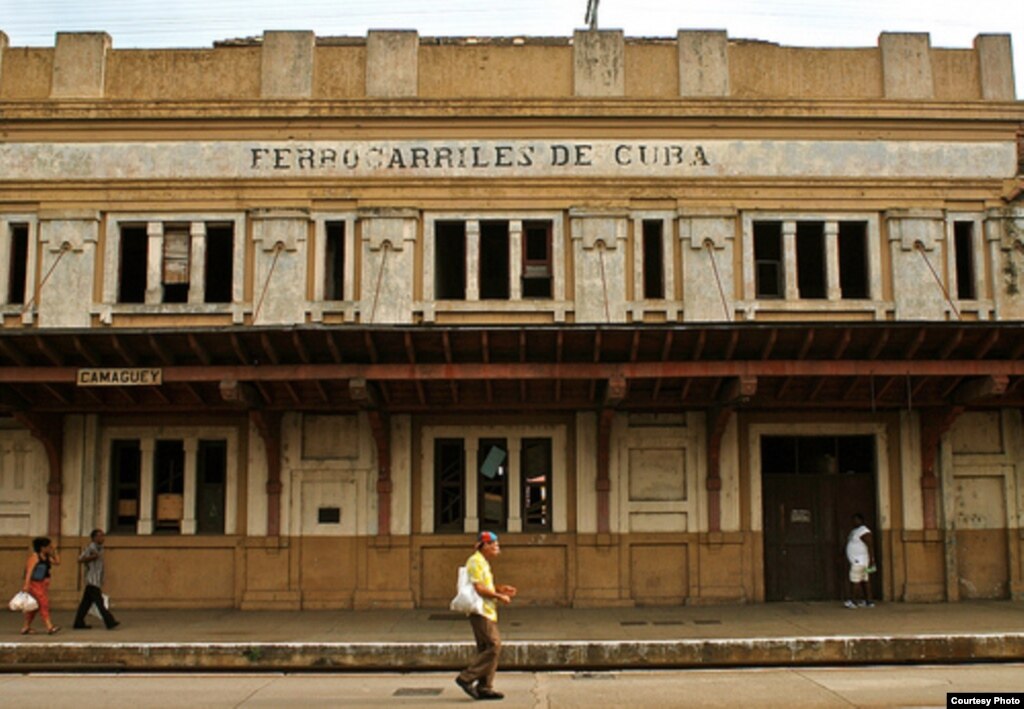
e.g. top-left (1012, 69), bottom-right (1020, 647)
top-left (0, 28), bottom-right (1022, 609)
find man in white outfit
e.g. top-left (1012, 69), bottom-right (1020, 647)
top-left (844, 513), bottom-right (875, 608)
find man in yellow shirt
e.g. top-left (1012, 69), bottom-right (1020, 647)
top-left (455, 531), bottom-right (517, 701)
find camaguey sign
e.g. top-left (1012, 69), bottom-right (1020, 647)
top-left (77, 368), bottom-right (163, 386)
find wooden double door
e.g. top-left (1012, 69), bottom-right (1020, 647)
top-left (762, 435), bottom-right (879, 602)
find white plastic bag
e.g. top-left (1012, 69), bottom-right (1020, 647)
top-left (449, 566), bottom-right (485, 616)
top-left (8, 591), bottom-right (39, 613)
top-left (88, 594), bottom-right (111, 620)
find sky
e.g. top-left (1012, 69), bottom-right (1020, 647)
top-left (1, 0), bottom-right (1022, 95)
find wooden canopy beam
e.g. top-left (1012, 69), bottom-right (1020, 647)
top-left (3, 360), bottom-right (1022, 385)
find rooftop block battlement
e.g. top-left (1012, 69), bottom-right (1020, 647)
top-left (0, 29), bottom-right (1016, 103)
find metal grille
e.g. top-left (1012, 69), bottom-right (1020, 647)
top-left (394, 688), bottom-right (443, 697)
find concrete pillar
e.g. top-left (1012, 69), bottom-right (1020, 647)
top-left (678, 30), bottom-right (729, 97)
top-left (573, 30), bottom-right (624, 97)
top-left (51, 32), bottom-right (111, 99)
top-left (261, 31), bottom-right (315, 99)
top-left (879, 32), bottom-right (934, 99)
top-left (975, 34), bottom-right (1016, 101)
top-left (366, 30), bottom-right (418, 98)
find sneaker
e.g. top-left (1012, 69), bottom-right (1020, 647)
top-left (106, 621), bottom-right (120, 630)
top-left (858, 601), bottom-right (875, 608)
top-left (455, 677), bottom-right (479, 700)
top-left (843, 600), bottom-right (857, 609)
top-left (477, 688), bottom-right (505, 701)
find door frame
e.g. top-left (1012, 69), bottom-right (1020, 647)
top-left (749, 422), bottom-right (891, 600)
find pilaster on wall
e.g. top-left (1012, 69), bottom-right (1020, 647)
top-left (250, 209), bottom-right (310, 325)
top-left (680, 208), bottom-right (737, 321)
top-left (51, 32), bottom-right (111, 99)
top-left (366, 30), bottom-right (418, 98)
top-left (573, 30), bottom-right (624, 97)
top-left (571, 210), bottom-right (628, 323)
top-left (678, 31), bottom-right (729, 97)
top-left (879, 32), bottom-right (934, 100)
top-left (36, 211), bottom-right (99, 328)
top-left (261, 31), bottom-right (315, 99)
top-left (886, 209), bottom-right (948, 320)
top-left (359, 208), bottom-right (419, 324)
top-left (975, 34), bottom-right (1016, 101)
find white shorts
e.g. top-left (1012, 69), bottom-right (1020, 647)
top-left (849, 562), bottom-right (869, 583)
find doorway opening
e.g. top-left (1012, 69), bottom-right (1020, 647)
top-left (761, 434), bottom-right (879, 601)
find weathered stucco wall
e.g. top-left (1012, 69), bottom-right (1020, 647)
top-left (419, 43), bottom-right (573, 99)
top-left (105, 48), bottom-right (261, 101)
top-left (729, 45), bottom-right (882, 100)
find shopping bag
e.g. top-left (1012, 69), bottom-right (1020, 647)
top-left (8, 591), bottom-right (39, 613)
top-left (88, 594), bottom-right (111, 620)
top-left (449, 566), bottom-right (485, 616)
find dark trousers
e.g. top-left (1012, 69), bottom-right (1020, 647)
top-left (457, 614), bottom-right (502, 690)
top-left (73, 584), bottom-right (117, 628)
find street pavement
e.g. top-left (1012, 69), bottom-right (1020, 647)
top-left (1, 665), bottom-right (1023, 707)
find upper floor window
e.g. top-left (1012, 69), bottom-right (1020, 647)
top-left (103, 214), bottom-right (245, 310)
top-left (312, 214), bottom-right (357, 313)
top-left (435, 221), bottom-right (467, 300)
top-left (754, 221), bottom-right (784, 298)
top-left (6, 222), bottom-right (29, 305)
top-left (521, 221), bottom-right (553, 298)
top-left (744, 214), bottom-right (880, 304)
top-left (641, 220), bottom-right (665, 299)
top-left (951, 219), bottom-right (979, 300)
top-left (424, 213), bottom-right (564, 310)
top-left (0, 217), bottom-right (35, 311)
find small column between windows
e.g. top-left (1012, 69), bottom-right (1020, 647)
top-left (464, 441), bottom-right (479, 533)
top-left (506, 436), bottom-right (522, 533)
top-left (188, 222), bottom-right (207, 304)
top-left (137, 439), bottom-right (156, 535)
top-left (144, 222), bottom-right (163, 305)
top-left (825, 221), bottom-right (841, 300)
top-left (182, 439), bottom-right (198, 535)
top-left (782, 221), bottom-right (799, 300)
top-left (509, 220), bottom-right (523, 300)
top-left (466, 220), bottom-right (481, 301)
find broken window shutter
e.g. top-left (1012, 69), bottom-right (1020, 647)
top-left (162, 225), bottom-right (191, 284)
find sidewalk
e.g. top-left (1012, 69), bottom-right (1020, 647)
top-left (3, 601), bottom-right (1023, 672)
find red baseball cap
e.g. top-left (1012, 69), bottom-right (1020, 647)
top-left (477, 531), bottom-right (499, 546)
